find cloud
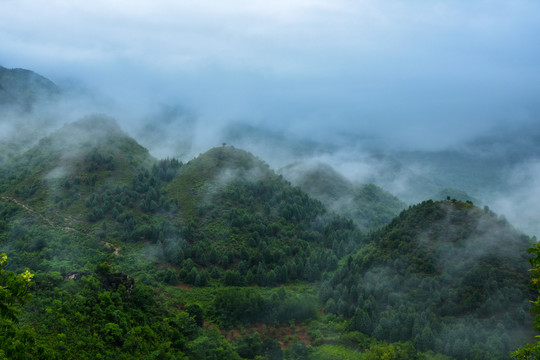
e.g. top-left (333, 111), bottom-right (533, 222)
top-left (490, 159), bottom-right (540, 238)
top-left (1, 0), bottom-right (539, 151)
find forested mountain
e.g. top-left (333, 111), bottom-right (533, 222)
top-left (164, 146), bottom-right (363, 286)
top-left (0, 67), bottom-right (537, 359)
top-left (322, 200), bottom-right (534, 359)
top-left (280, 161), bottom-right (406, 232)
top-left (0, 66), bottom-right (60, 111)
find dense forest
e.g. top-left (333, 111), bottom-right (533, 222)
top-left (1, 66), bottom-right (539, 359)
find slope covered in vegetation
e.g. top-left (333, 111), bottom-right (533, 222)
top-left (321, 200), bottom-right (533, 359)
top-left (165, 146), bottom-right (363, 287)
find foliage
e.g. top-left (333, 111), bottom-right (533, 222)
top-left (511, 240), bottom-right (540, 359)
top-left (165, 146), bottom-right (364, 286)
top-left (0, 253), bottom-right (35, 358)
top-left (322, 200), bottom-right (534, 359)
top-left (213, 286), bottom-right (317, 328)
top-left (281, 162), bottom-right (406, 232)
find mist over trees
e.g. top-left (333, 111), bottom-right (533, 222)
top-left (0, 66), bottom-right (538, 359)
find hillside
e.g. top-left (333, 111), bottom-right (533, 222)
top-left (321, 200), bottom-right (534, 359)
top-left (0, 121), bottom-right (370, 358)
top-left (0, 115), bottom-right (162, 272)
top-left (0, 66), bottom-right (76, 167)
top-left (0, 115), bottom-right (155, 227)
top-left (0, 66), bottom-right (62, 165)
top-left (165, 146), bottom-right (363, 286)
top-left (280, 161), bottom-right (406, 232)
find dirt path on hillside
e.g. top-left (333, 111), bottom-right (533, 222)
top-left (2, 196), bottom-right (55, 226)
top-left (1, 196), bottom-right (120, 256)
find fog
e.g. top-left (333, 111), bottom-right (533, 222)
top-left (1, 0), bottom-right (540, 236)
top-left (2, 0), bottom-right (540, 147)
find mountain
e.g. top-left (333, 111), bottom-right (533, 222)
top-left (0, 115), bottom-right (154, 217)
top-left (0, 65), bottom-right (60, 111)
top-left (165, 146), bottom-right (363, 286)
top-left (280, 161), bottom-right (406, 232)
top-left (1, 117), bottom-right (363, 286)
top-left (321, 199), bottom-right (534, 359)
top-left (0, 120), bottom-right (369, 358)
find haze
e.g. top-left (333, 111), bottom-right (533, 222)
top-left (2, 0), bottom-right (539, 150)
top-left (2, 1), bottom-right (540, 238)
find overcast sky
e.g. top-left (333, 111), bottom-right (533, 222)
top-left (1, 0), bottom-right (539, 149)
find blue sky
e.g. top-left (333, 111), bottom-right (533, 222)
top-left (1, 0), bottom-right (539, 149)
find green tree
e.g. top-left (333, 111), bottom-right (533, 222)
top-left (186, 304), bottom-right (204, 327)
top-left (512, 241), bottom-right (540, 359)
top-left (351, 309), bottom-right (373, 335)
top-left (0, 253), bottom-right (35, 359)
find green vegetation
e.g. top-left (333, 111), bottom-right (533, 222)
top-left (165, 146), bottom-right (363, 287)
top-left (0, 253), bottom-right (34, 359)
top-left (512, 240), bottom-right (540, 359)
top-left (0, 116), bottom-right (535, 359)
top-left (321, 200), bottom-right (533, 359)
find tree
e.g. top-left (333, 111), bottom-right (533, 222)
top-left (186, 304), bottom-right (204, 327)
top-left (512, 241), bottom-right (540, 359)
top-left (351, 309), bottom-right (373, 335)
top-left (0, 253), bottom-right (35, 358)
top-left (0, 253), bottom-right (33, 322)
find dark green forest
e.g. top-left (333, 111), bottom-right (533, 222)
top-left (1, 67), bottom-right (539, 359)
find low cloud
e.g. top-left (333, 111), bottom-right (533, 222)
top-left (490, 159), bottom-right (540, 238)
top-left (1, 0), bottom-right (539, 151)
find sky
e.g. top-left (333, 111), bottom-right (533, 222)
top-left (1, 0), bottom-right (540, 149)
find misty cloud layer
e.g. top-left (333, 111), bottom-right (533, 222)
top-left (2, 0), bottom-right (540, 150)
